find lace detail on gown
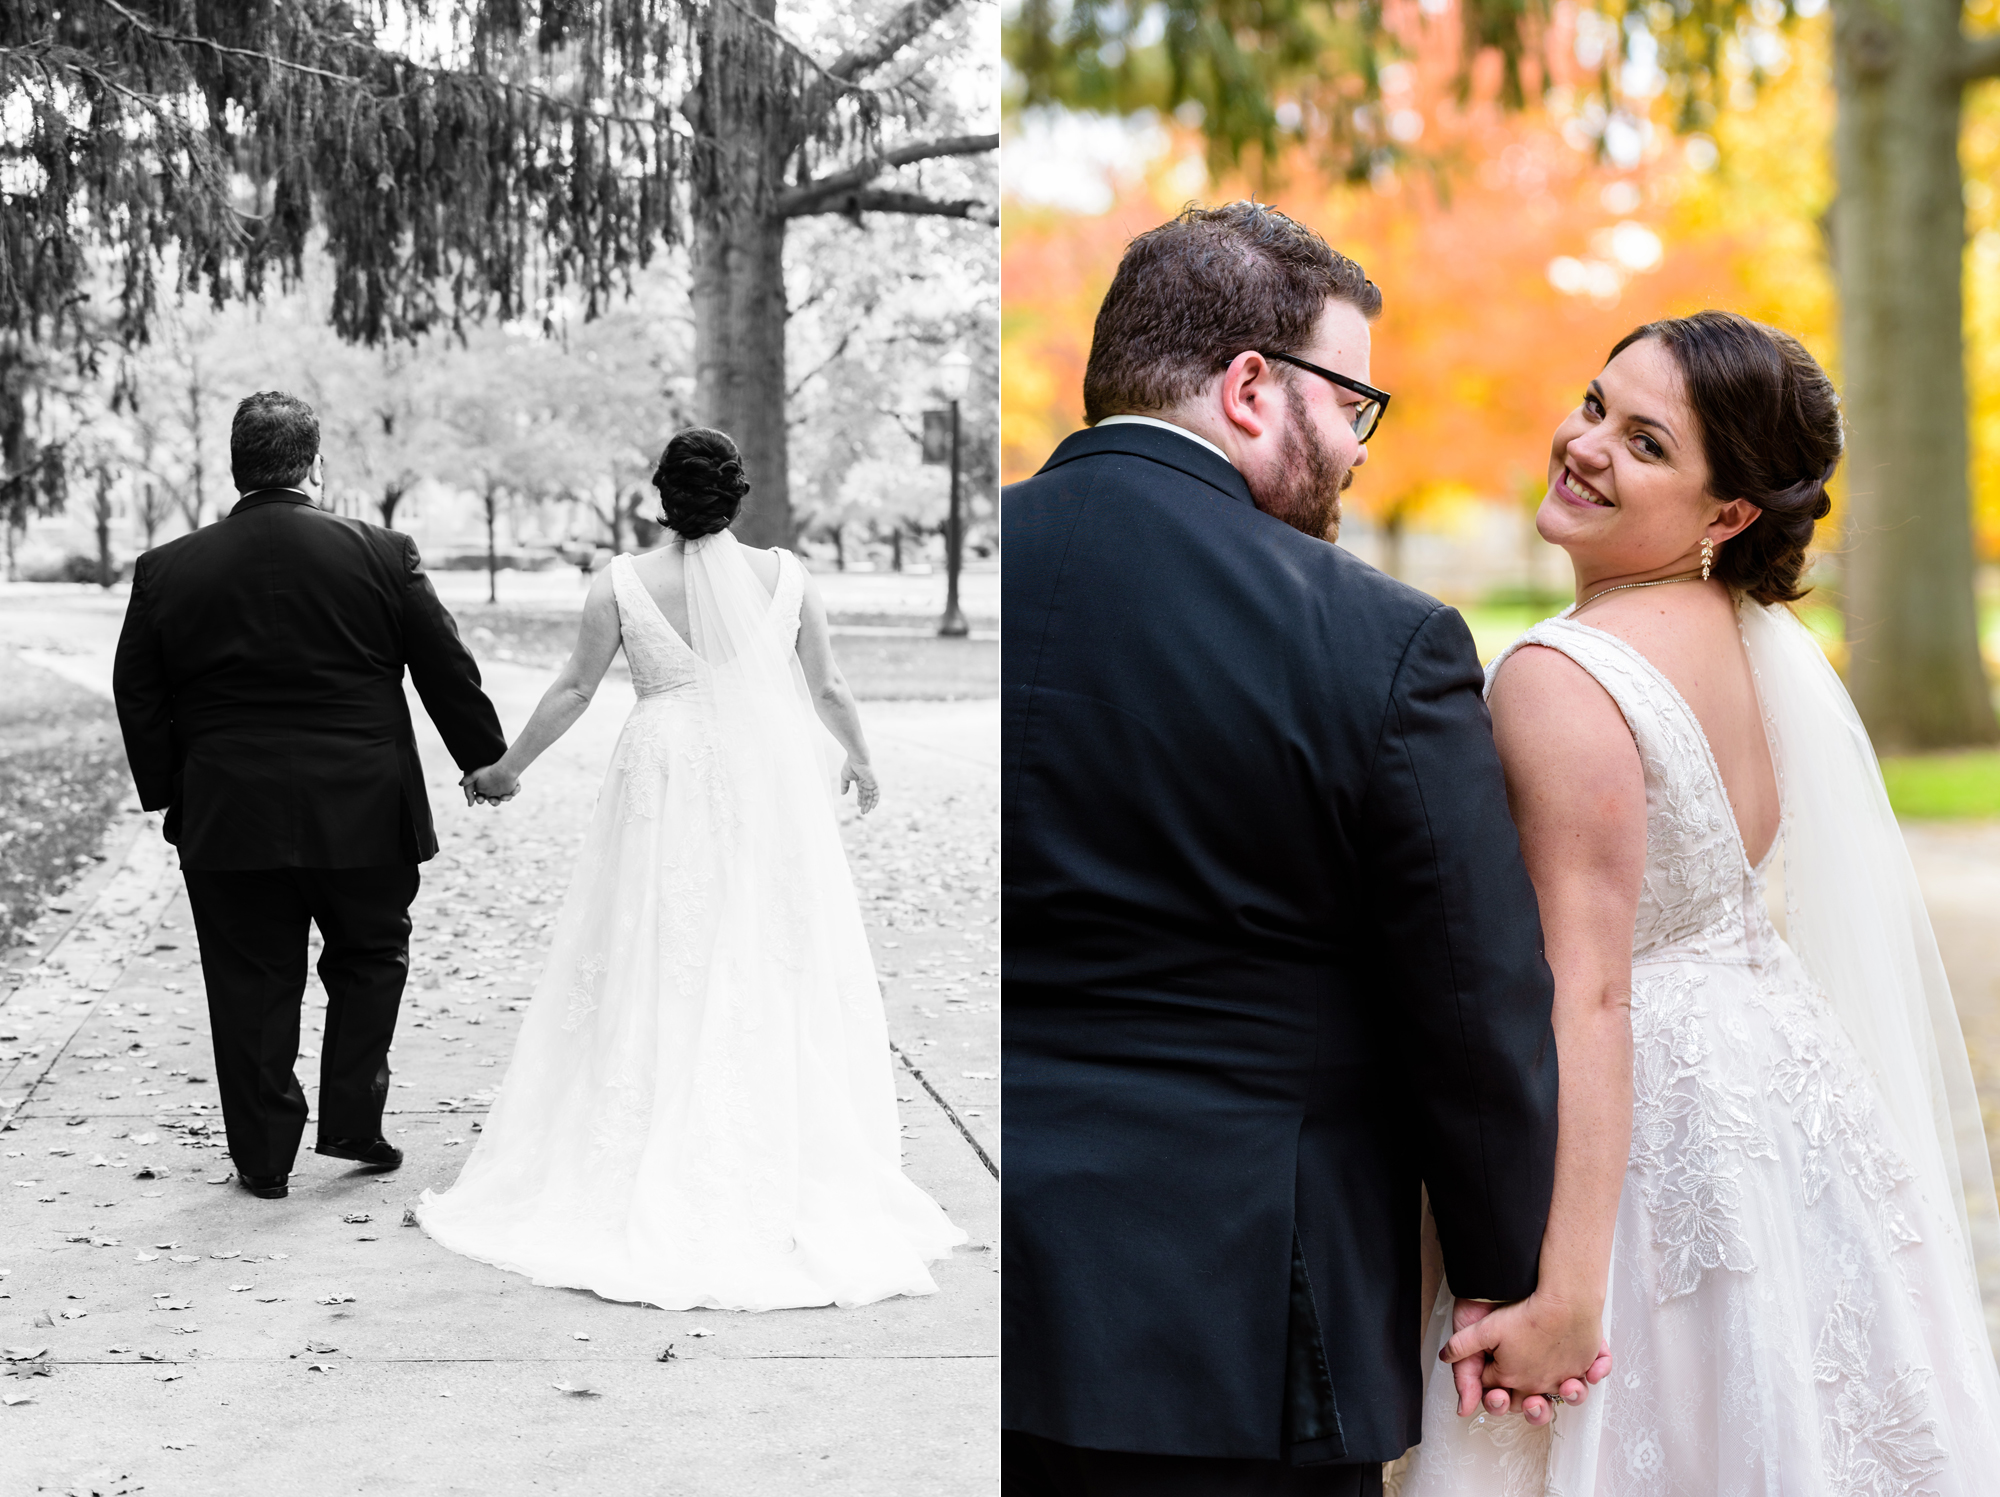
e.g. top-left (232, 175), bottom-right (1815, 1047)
top-left (1388, 610), bottom-right (2000, 1497)
top-left (415, 540), bottom-right (965, 1311)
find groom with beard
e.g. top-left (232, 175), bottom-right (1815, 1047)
top-left (1002, 202), bottom-right (1597, 1494)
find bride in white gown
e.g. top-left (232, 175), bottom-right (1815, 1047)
top-left (416, 427), bottom-right (964, 1310)
top-left (1391, 313), bottom-right (2000, 1494)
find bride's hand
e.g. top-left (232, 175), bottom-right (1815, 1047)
top-left (842, 759), bottom-right (879, 815)
top-left (463, 764), bottom-right (520, 805)
top-left (1443, 1293), bottom-right (1609, 1426)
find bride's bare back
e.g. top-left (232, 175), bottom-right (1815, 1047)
top-left (625, 541), bottom-right (780, 644)
top-left (1568, 581), bottom-right (1780, 866)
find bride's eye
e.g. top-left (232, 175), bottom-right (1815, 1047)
top-left (1583, 392), bottom-right (1604, 418)
top-left (1633, 433), bottom-right (1664, 459)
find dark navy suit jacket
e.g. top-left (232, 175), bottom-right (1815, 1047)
top-left (112, 490), bottom-right (506, 869)
top-left (1002, 421), bottom-right (1559, 1464)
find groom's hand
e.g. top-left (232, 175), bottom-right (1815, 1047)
top-left (1444, 1294), bottom-right (1611, 1427)
top-left (461, 765), bottom-right (520, 806)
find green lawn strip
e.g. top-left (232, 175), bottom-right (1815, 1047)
top-left (450, 608), bottom-right (996, 700)
top-left (1880, 752), bottom-right (2000, 821)
top-left (0, 649), bottom-right (130, 952)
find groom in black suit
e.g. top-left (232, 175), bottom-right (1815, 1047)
top-left (113, 391), bottom-right (507, 1200)
top-left (1003, 203), bottom-right (1574, 1494)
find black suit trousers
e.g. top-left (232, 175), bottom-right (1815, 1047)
top-left (183, 865), bottom-right (420, 1178)
top-left (1003, 1432), bottom-right (1383, 1497)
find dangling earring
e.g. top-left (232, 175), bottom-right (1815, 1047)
top-left (1700, 536), bottom-right (1714, 582)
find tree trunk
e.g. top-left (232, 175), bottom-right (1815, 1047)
top-left (95, 473), bottom-right (114, 588)
top-left (1382, 508), bottom-right (1406, 583)
top-left (688, 0), bottom-right (795, 550)
top-left (484, 487), bottom-right (499, 605)
top-left (832, 521), bottom-right (845, 571)
top-left (1834, 0), bottom-right (1998, 748)
top-left (892, 528), bottom-right (903, 571)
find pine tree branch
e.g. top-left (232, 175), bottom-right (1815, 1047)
top-left (824, 0), bottom-right (967, 85)
top-left (86, 0), bottom-right (677, 128)
top-left (788, 189), bottom-right (996, 224)
top-left (777, 133), bottom-right (998, 216)
top-left (1956, 32), bottom-right (2000, 83)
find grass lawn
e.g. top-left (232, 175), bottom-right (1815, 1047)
top-left (1880, 752), bottom-right (2000, 820)
top-left (0, 649), bottom-right (130, 951)
top-left (451, 607), bottom-right (997, 701)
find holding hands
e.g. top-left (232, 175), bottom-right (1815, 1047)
top-left (1444, 1294), bottom-right (1613, 1428)
top-left (462, 763), bottom-right (520, 807)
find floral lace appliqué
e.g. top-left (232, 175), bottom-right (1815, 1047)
top-left (1628, 968), bottom-right (1777, 1301)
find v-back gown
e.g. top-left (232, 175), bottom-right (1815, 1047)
top-left (1389, 611), bottom-right (2000, 1496)
top-left (417, 549), bottom-right (965, 1310)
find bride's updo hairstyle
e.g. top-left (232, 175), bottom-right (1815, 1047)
top-left (1607, 310), bottom-right (1841, 605)
top-left (652, 426), bottom-right (751, 539)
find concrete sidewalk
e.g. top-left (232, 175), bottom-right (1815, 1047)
top-left (1, 640), bottom-right (998, 1494)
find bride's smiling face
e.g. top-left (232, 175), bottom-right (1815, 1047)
top-left (1539, 337), bottom-right (1740, 579)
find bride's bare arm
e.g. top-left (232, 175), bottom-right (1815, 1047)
top-left (1440, 643), bottom-right (1646, 1417)
top-left (466, 571), bottom-right (623, 799)
top-left (793, 573), bottom-right (878, 812)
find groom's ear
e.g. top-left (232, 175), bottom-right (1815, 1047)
top-left (1217, 351), bottom-right (1277, 440)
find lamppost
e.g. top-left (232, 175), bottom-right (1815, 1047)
top-left (935, 347), bottom-right (972, 638)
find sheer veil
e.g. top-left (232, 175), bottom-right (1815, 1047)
top-left (1740, 599), bottom-right (2000, 1315)
top-left (678, 526), bottom-right (841, 793)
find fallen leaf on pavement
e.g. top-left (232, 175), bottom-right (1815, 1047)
top-left (0, 1347), bottom-right (46, 1361)
top-left (572, 1333), bottom-right (590, 1341)
top-left (657, 1345), bottom-right (676, 1362)
top-left (306, 1363), bottom-right (333, 1373)
top-left (169, 1255), bottom-right (198, 1264)
top-left (551, 1382), bottom-right (599, 1397)
top-left (209, 1251), bottom-right (239, 1260)
top-left (305, 1341), bottom-right (338, 1355)
top-left (401, 1209), bottom-right (419, 1227)
top-left (228, 1285), bottom-right (253, 1293)
top-left (341, 1213), bottom-right (371, 1225)
top-left (133, 1253), bottom-right (158, 1264)
top-left (2, 1393), bottom-right (31, 1406)
top-left (204, 1176), bottom-right (229, 1185)
top-left (155, 1369), bottom-right (182, 1381)
top-left (682, 1328), bottom-right (713, 1337)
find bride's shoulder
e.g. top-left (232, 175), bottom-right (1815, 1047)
top-left (1489, 635), bottom-right (1629, 746)
top-left (740, 545), bottom-right (783, 592)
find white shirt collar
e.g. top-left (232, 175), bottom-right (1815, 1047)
top-left (1094, 415), bottom-right (1234, 468)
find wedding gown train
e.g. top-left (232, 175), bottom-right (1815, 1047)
top-left (416, 535), bottom-right (965, 1310)
top-left (1389, 601), bottom-right (2000, 1496)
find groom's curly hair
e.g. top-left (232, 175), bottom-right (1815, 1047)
top-left (230, 391), bottom-right (319, 492)
top-left (1082, 201), bottom-right (1381, 424)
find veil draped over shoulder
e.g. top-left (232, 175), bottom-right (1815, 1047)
top-left (680, 526), bottom-right (842, 792)
top-left (1739, 600), bottom-right (2000, 1309)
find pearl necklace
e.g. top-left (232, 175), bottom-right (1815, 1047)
top-left (1574, 570), bottom-right (1706, 614)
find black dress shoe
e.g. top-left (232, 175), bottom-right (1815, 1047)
top-left (237, 1171), bottom-right (288, 1200)
top-left (315, 1136), bottom-right (403, 1172)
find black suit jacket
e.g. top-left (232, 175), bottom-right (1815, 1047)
top-left (112, 490), bottom-right (508, 870)
top-left (1002, 423), bottom-right (1559, 1464)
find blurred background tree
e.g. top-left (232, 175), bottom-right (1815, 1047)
top-left (1007, 0), bottom-right (2000, 750)
top-left (2, 0), bottom-right (995, 548)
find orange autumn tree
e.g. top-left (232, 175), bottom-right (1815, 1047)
top-left (1003, 8), bottom-right (1839, 591)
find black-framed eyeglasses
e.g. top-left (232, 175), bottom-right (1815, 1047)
top-left (1260, 351), bottom-right (1390, 442)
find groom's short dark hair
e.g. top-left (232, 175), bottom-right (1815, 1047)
top-left (231, 391), bottom-right (320, 492)
top-left (1082, 201), bottom-right (1381, 424)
